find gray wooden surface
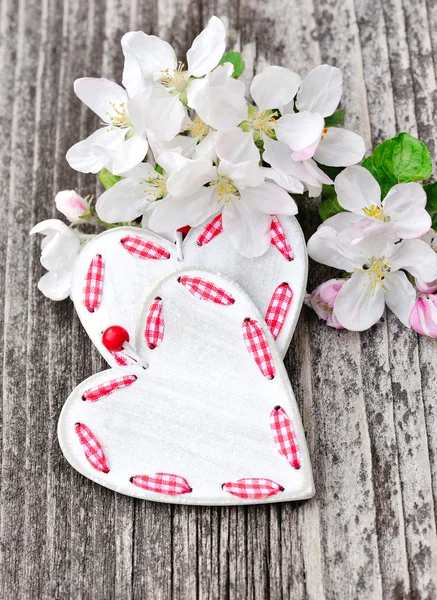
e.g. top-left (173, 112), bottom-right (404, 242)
top-left (1, 0), bottom-right (437, 598)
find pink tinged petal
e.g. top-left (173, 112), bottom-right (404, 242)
top-left (314, 127), bottom-right (366, 167)
top-left (275, 111), bottom-right (324, 152)
top-left (410, 295), bottom-right (437, 337)
top-left (296, 65), bottom-right (343, 117)
top-left (121, 31), bottom-right (176, 88)
top-left (240, 183), bottom-right (298, 215)
top-left (186, 16), bottom-right (226, 77)
top-left (187, 65), bottom-right (248, 129)
top-left (55, 190), bottom-right (88, 224)
top-left (309, 278), bottom-right (345, 328)
top-left (389, 239), bottom-right (437, 281)
top-left (333, 272), bottom-right (386, 331)
top-left (415, 278), bottom-right (437, 294)
top-left (307, 226), bottom-right (361, 271)
top-left (148, 187), bottom-right (215, 233)
top-left (291, 139), bottom-right (319, 161)
top-left (384, 271), bottom-right (416, 327)
top-left (37, 271), bottom-right (72, 301)
top-left (111, 134), bottom-right (149, 176)
top-left (322, 212), bottom-right (361, 233)
top-left (74, 78), bottom-right (128, 121)
top-left (216, 128), bottom-right (260, 164)
top-left (335, 165), bottom-right (381, 214)
top-left (382, 183), bottom-right (431, 239)
top-left (250, 66), bottom-right (301, 111)
top-left (166, 159), bottom-right (216, 197)
top-left (222, 200), bottom-right (271, 258)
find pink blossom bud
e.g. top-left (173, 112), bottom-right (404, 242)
top-left (55, 190), bottom-right (88, 224)
top-left (409, 295), bottom-right (437, 338)
top-left (307, 278), bottom-right (345, 329)
top-left (415, 277), bottom-right (437, 294)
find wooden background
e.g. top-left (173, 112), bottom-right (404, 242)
top-left (1, 0), bottom-right (437, 598)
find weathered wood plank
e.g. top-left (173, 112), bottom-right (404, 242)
top-left (1, 0), bottom-right (437, 598)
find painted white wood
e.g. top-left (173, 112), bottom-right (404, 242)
top-left (59, 267), bottom-right (314, 505)
top-left (70, 216), bottom-right (307, 364)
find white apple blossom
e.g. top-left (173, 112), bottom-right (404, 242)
top-left (306, 279), bottom-right (345, 329)
top-left (55, 190), bottom-right (89, 224)
top-left (415, 229), bottom-right (437, 293)
top-left (275, 65), bottom-right (366, 167)
top-left (30, 220), bottom-right (84, 301)
top-left (121, 16), bottom-right (226, 101)
top-left (307, 222), bottom-right (437, 330)
top-left (410, 294), bottom-right (437, 337)
top-left (66, 79), bottom-right (184, 175)
top-left (149, 129), bottom-right (298, 257)
top-left (324, 166), bottom-right (432, 241)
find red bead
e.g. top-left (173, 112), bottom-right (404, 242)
top-left (177, 225), bottom-right (191, 236)
top-left (102, 326), bottom-right (130, 352)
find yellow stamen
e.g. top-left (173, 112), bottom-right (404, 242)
top-left (104, 101), bottom-right (131, 129)
top-left (212, 174), bottom-right (238, 206)
top-left (187, 116), bottom-right (211, 140)
top-left (362, 204), bottom-right (384, 219)
top-left (358, 258), bottom-right (392, 295)
top-left (249, 109), bottom-right (278, 137)
top-left (159, 61), bottom-right (189, 92)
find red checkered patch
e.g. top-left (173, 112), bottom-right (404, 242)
top-left (196, 214), bottom-right (223, 246)
top-left (83, 254), bottom-right (104, 313)
top-left (265, 283), bottom-right (293, 340)
top-left (111, 351), bottom-right (138, 366)
top-left (178, 276), bottom-right (235, 305)
top-left (242, 319), bottom-right (276, 379)
top-left (82, 375), bottom-right (137, 402)
top-left (145, 297), bottom-right (164, 349)
top-left (271, 215), bottom-right (294, 261)
top-left (222, 478), bottom-right (284, 499)
top-left (130, 473), bottom-right (192, 495)
top-left (121, 235), bottom-right (170, 260)
top-left (270, 406), bottom-right (301, 469)
top-left (74, 423), bottom-right (109, 473)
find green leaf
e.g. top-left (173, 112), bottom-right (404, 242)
top-left (219, 51), bottom-right (245, 78)
top-left (99, 168), bottom-right (122, 190)
top-left (324, 108), bottom-right (345, 127)
top-left (318, 194), bottom-right (346, 221)
top-left (424, 181), bottom-right (437, 230)
top-left (362, 132), bottom-right (433, 198)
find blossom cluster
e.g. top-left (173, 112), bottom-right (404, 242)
top-left (30, 16), bottom-right (437, 338)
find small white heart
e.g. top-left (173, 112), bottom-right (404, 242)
top-left (70, 215), bottom-right (307, 363)
top-left (59, 268), bottom-right (314, 505)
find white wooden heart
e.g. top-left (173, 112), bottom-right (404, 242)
top-left (70, 215), bottom-right (307, 364)
top-left (59, 267), bottom-right (314, 505)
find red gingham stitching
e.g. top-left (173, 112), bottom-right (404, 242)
top-left (178, 276), bottom-right (235, 305)
top-left (265, 283), bottom-right (293, 340)
top-left (111, 350), bottom-right (138, 366)
top-left (74, 423), bottom-right (109, 473)
top-left (130, 473), bottom-right (192, 495)
top-left (82, 375), bottom-right (137, 402)
top-left (145, 297), bottom-right (164, 349)
top-left (121, 235), bottom-right (170, 260)
top-left (222, 478), bottom-right (284, 499)
top-left (271, 215), bottom-right (294, 261)
top-left (196, 214), bottom-right (224, 246)
top-left (83, 254), bottom-right (104, 313)
top-left (270, 406), bottom-right (301, 469)
top-left (242, 319), bottom-right (276, 379)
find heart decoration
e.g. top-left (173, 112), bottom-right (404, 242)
top-left (59, 267), bottom-right (314, 504)
top-left (70, 214), bottom-right (307, 365)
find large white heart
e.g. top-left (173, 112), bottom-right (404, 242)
top-left (59, 268), bottom-right (314, 504)
top-left (70, 215), bottom-right (307, 363)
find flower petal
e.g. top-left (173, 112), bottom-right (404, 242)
top-left (66, 128), bottom-right (125, 174)
top-left (296, 65), bottom-right (342, 117)
top-left (250, 66), bottom-right (301, 111)
top-left (187, 64), bottom-right (247, 129)
top-left (384, 271), bottom-right (416, 327)
top-left (333, 272), bottom-right (385, 331)
top-left (335, 165), bottom-right (381, 213)
top-left (148, 187), bottom-right (215, 232)
top-left (186, 16), bottom-right (226, 77)
top-left (218, 160), bottom-right (264, 189)
top-left (216, 128), bottom-right (260, 163)
top-left (128, 87), bottom-right (185, 142)
top-left (166, 159), bottom-right (216, 197)
top-left (261, 167), bottom-right (304, 194)
top-left (382, 183), bottom-right (431, 239)
top-left (314, 127), bottom-right (366, 167)
top-left (275, 111), bottom-right (324, 152)
top-left (111, 133), bottom-right (149, 175)
top-left (38, 271), bottom-right (72, 301)
top-left (222, 200), bottom-right (271, 257)
top-left (240, 182), bottom-right (298, 215)
top-left (322, 211), bottom-right (361, 232)
top-left (74, 78), bottom-right (128, 121)
top-left (307, 225), bottom-right (361, 271)
top-left (389, 239), bottom-right (437, 281)
top-left (410, 295), bottom-right (437, 337)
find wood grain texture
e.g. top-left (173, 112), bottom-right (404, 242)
top-left (0, 0), bottom-right (436, 598)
